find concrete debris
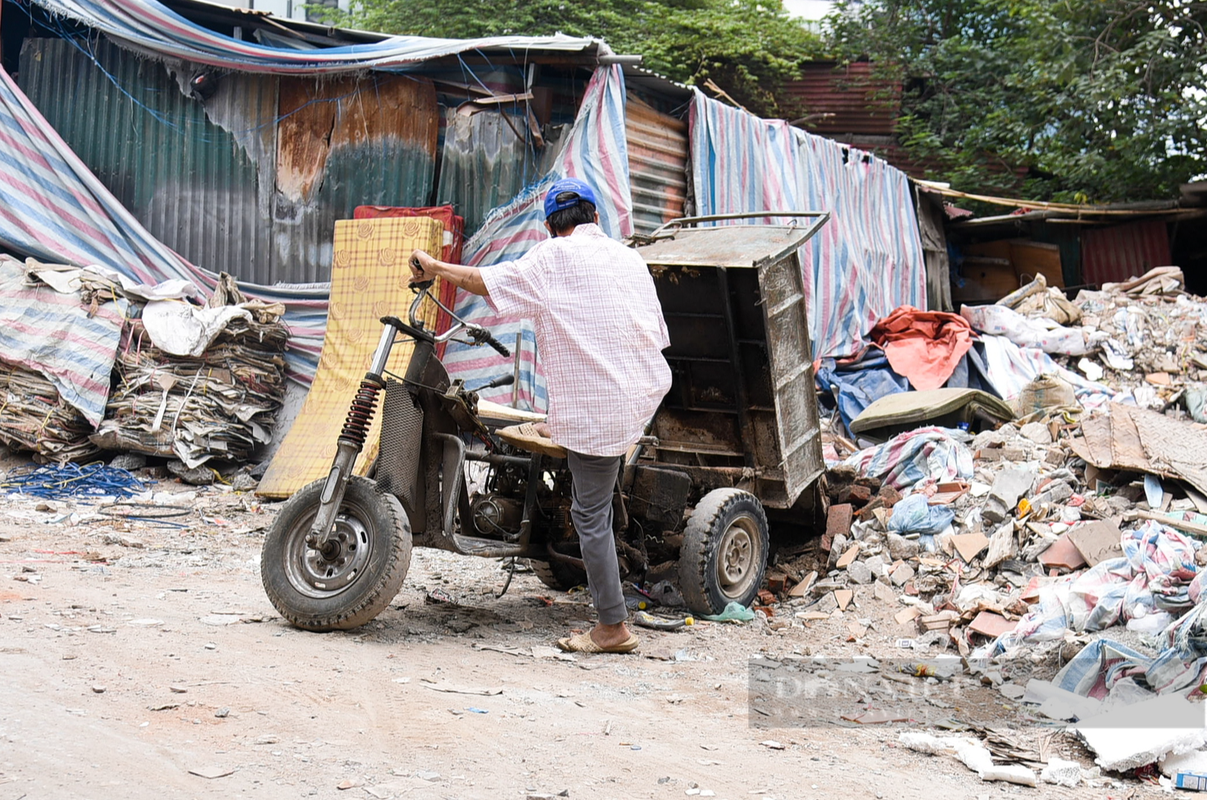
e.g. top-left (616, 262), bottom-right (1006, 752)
top-left (845, 560), bottom-right (873, 585)
top-left (1040, 757), bottom-right (1083, 787)
top-left (982, 467), bottom-right (1035, 524)
top-left (1073, 694), bottom-right (1207, 772)
top-left (1161, 749), bottom-right (1207, 779)
top-left (898, 732), bottom-right (1036, 786)
top-left (731, 271), bottom-right (1207, 788)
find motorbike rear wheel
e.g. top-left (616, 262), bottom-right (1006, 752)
top-left (261, 476), bottom-right (412, 631)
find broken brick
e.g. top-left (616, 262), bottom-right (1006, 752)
top-left (839, 484), bottom-right (872, 505)
top-left (967, 611), bottom-right (1017, 639)
top-left (857, 497), bottom-right (887, 519)
top-left (877, 485), bottom-right (903, 508)
top-left (836, 544), bottom-right (860, 569)
top-left (823, 503), bottom-right (853, 552)
top-left (1038, 534), bottom-right (1088, 572)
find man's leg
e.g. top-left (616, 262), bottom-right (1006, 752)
top-left (566, 451), bottom-right (632, 647)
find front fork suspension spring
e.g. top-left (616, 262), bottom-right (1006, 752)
top-left (340, 377), bottom-right (385, 446)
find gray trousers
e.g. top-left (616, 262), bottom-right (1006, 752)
top-left (566, 451), bottom-right (627, 625)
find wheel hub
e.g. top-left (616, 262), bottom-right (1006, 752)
top-left (288, 514), bottom-right (372, 599)
top-left (717, 516), bottom-right (759, 598)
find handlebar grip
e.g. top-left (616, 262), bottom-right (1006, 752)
top-left (485, 335), bottom-right (511, 358)
top-left (468, 326), bottom-right (511, 357)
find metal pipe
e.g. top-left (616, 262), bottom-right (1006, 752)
top-left (464, 451), bottom-right (533, 467)
top-left (367, 325), bottom-right (396, 376)
top-left (511, 332), bottom-right (522, 407)
top-left (650, 210), bottom-right (829, 237)
top-left (598, 54), bottom-right (643, 66)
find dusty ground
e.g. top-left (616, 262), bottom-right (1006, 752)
top-left (0, 466), bottom-right (1169, 799)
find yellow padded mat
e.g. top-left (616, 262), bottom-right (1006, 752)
top-left (258, 217), bottom-right (443, 499)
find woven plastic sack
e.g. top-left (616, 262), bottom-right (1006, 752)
top-left (1015, 373), bottom-right (1077, 416)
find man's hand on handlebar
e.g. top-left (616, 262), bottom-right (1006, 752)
top-left (406, 250), bottom-right (490, 298)
top-left (409, 250), bottom-right (436, 287)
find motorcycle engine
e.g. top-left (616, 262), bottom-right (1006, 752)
top-left (468, 493), bottom-right (525, 539)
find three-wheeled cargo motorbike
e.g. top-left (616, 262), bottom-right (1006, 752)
top-left (261, 213), bottom-right (830, 631)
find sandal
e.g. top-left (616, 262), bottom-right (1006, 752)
top-left (556, 631), bottom-right (640, 654)
top-left (496, 423), bottom-right (568, 459)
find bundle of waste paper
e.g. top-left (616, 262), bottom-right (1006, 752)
top-left (0, 362), bottom-right (100, 463)
top-left (0, 256), bottom-right (288, 467)
top-left (91, 277), bottom-right (288, 468)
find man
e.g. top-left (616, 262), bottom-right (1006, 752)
top-left (409, 178), bottom-right (671, 654)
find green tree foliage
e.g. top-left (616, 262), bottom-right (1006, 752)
top-left (331, 0), bottom-right (820, 117)
top-left (827, 0), bottom-right (1207, 202)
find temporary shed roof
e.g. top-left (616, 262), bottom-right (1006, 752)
top-left (27, 0), bottom-right (609, 73)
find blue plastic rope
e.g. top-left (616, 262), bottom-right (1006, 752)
top-left (0, 463), bottom-right (146, 500)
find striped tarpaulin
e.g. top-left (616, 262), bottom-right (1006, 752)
top-left (0, 66), bottom-right (196, 289)
top-left (28, 0), bottom-right (601, 74)
top-left (0, 0), bottom-right (603, 387)
top-left (0, 64), bottom-right (330, 384)
top-left (441, 65), bottom-right (633, 411)
top-left (690, 90), bottom-right (927, 359)
top-left (0, 258), bottom-right (125, 425)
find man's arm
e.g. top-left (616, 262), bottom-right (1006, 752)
top-left (409, 250), bottom-right (489, 296)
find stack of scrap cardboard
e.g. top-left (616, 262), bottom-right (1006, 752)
top-left (0, 363), bottom-right (100, 463)
top-left (1069, 402), bottom-right (1207, 497)
top-left (91, 290), bottom-right (289, 468)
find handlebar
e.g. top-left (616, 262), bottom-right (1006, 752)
top-left (397, 271), bottom-right (511, 357)
top-left (468, 327), bottom-right (511, 357)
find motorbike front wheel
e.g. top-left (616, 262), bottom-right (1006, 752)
top-left (261, 476), bottom-right (412, 632)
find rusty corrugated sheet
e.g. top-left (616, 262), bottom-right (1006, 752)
top-left (274, 75), bottom-right (440, 282)
top-left (18, 37), bottom-right (439, 286)
top-left (625, 99), bottom-right (687, 235)
top-left (1082, 220), bottom-right (1172, 287)
top-left (783, 61), bottom-right (900, 136)
top-left (435, 107), bottom-right (536, 235)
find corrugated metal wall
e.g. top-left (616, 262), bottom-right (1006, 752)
top-left (273, 75), bottom-right (439, 283)
top-left (1082, 220), bottom-right (1172, 287)
top-left (625, 99), bottom-right (687, 234)
top-left (781, 61), bottom-right (899, 136)
top-left (436, 106), bottom-right (539, 236)
top-left (18, 37), bottom-right (439, 286)
top-left (20, 37), bottom-right (265, 277)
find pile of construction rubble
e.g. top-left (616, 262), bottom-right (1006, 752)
top-left (770, 267), bottom-right (1207, 788)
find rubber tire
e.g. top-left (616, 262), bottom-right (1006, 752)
top-left (678, 488), bottom-right (769, 616)
top-left (261, 476), bottom-right (412, 632)
top-left (533, 556), bottom-right (588, 591)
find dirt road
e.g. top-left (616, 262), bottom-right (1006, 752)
top-left (0, 478), bottom-right (1154, 799)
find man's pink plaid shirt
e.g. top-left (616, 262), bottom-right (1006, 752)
top-left (481, 224), bottom-right (672, 457)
